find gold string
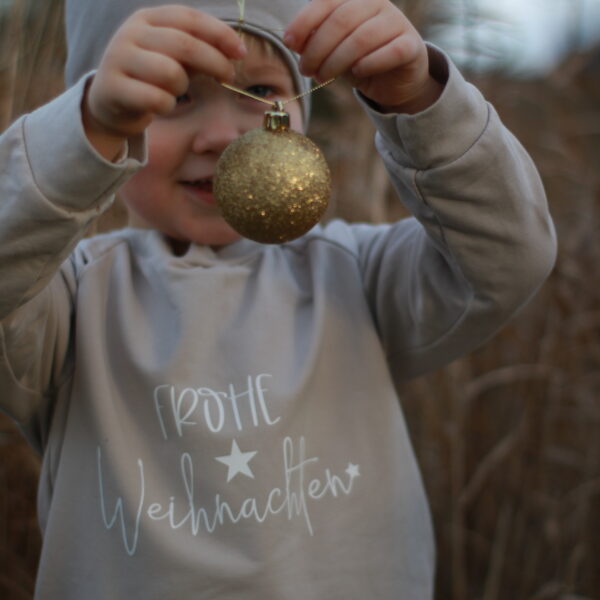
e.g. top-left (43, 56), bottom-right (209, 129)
top-left (236, 0), bottom-right (245, 26)
top-left (221, 78), bottom-right (335, 109)
top-left (285, 77), bottom-right (336, 104)
top-left (221, 82), bottom-right (273, 106)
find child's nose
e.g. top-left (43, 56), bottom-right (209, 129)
top-left (191, 109), bottom-right (243, 156)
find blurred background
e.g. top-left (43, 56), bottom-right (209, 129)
top-left (1, 0), bottom-right (599, 598)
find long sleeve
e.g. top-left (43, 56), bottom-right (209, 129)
top-left (0, 75), bottom-right (144, 431)
top-left (351, 47), bottom-right (556, 381)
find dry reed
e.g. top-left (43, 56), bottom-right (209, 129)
top-left (1, 1), bottom-right (599, 599)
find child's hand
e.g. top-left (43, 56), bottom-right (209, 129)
top-left (83, 5), bottom-right (246, 160)
top-left (284, 0), bottom-right (443, 114)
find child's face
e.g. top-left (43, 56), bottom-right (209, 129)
top-left (120, 38), bottom-right (303, 249)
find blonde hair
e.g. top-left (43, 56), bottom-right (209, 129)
top-left (233, 31), bottom-right (298, 95)
top-left (238, 30), bottom-right (282, 60)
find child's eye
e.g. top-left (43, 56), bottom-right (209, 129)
top-left (245, 85), bottom-right (275, 99)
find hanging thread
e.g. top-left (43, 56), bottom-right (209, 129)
top-left (221, 77), bottom-right (334, 108)
top-left (236, 0), bottom-right (245, 28)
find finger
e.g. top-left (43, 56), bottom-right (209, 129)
top-left (318, 13), bottom-right (412, 81)
top-left (122, 48), bottom-right (189, 96)
top-left (351, 34), bottom-right (423, 79)
top-left (90, 77), bottom-right (176, 134)
top-left (138, 5), bottom-right (246, 59)
top-left (132, 25), bottom-right (236, 82)
top-left (117, 78), bottom-right (176, 117)
top-left (284, 0), bottom-right (347, 53)
top-left (299, 0), bottom-right (380, 77)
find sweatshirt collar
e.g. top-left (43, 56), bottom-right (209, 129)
top-left (135, 229), bottom-right (264, 266)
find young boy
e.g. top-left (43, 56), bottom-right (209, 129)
top-left (0, 0), bottom-right (556, 598)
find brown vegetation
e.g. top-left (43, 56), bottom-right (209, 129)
top-left (1, 1), bottom-right (599, 599)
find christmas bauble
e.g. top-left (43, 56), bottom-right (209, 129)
top-left (214, 107), bottom-right (331, 244)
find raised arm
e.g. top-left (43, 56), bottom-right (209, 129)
top-left (284, 0), bottom-right (555, 380)
top-left (354, 47), bottom-right (556, 381)
top-left (0, 78), bottom-right (141, 436)
top-left (0, 5), bottom-right (247, 431)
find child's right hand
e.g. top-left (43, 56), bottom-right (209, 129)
top-left (82, 6), bottom-right (246, 160)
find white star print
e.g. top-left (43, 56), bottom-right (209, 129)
top-left (345, 463), bottom-right (360, 479)
top-left (215, 439), bottom-right (258, 483)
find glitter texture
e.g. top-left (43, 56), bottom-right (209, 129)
top-left (214, 127), bottom-right (331, 244)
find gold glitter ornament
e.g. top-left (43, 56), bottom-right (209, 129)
top-left (214, 103), bottom-right (331, 244)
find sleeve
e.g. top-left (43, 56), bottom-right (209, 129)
top-left (352, 46), bottom-right (557, 382)
top-left (0, 74), bottom-right (145, 434)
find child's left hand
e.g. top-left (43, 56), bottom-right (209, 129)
top-left (284, 0), bottom-right (443, 114)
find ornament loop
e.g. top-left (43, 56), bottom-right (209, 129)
top-left (264, 103), bottom-right (290, 132)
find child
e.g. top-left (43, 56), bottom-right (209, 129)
top-left (0, 0), bottom-right (556, 597)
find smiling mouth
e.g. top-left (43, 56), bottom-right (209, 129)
top-left (181, 178), bottom-right (213, 192)
top-left (180, 178), bottom-right (217, 206)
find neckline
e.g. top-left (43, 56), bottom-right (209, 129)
top-left (135, 229), bottom-right (265, 266)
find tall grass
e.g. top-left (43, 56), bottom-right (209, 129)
top-left (1, 4), bottom-right (65, 597)
top-left (1, 1), bottom-right (599, 599)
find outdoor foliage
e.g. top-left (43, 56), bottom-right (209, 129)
top-left (1, 1), bottom-right (599, 599)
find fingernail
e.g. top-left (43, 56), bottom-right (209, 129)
top-left (238, 41), bottom-right (247, 56)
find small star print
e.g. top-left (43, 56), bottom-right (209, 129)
top-left (346, 463), bottom-right (360, 479)
top-left (215, 439), bottom-right (258, 483)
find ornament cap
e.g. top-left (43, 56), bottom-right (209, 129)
top-left (264, 100), bottom-right (290, 132)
